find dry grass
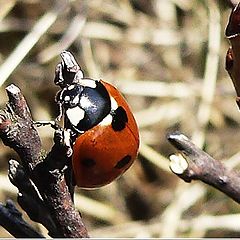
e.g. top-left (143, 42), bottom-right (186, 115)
top-left (0, 0), bottom-right (239, 238)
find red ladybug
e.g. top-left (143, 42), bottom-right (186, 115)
top-left (55, 51), bottom-right (139, 188)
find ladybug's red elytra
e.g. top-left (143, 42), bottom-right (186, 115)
top-left (55, 51), bottom-right (139, 188)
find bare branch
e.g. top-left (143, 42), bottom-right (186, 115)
top-left (32, 129), bottom-right (88, 238)
top-left (167, 132), bottom-right (240, 204)
top-left (0, 84), bottom-right (42, 171)
top-left (0, 84), bottom-right (89, 238)
top-left (8, 159), bottom-right (57, 236)
top-left (0, 199), bottom-right (44, 238)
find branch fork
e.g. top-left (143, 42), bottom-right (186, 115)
top-left (0, 84), bottom-right (89, 238)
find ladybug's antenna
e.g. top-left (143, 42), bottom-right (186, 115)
top-left (54, 51), bottom-right (84, 88)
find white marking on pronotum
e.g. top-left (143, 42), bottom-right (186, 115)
top-left (99, 114), bottom-right (113, 126)
top-left (79, 79), bottom-right (96, 88)
top-left (110, 97), bottom-right (118, 110)
top-left (66, 107), bottom-right (85, 126)
top-left (80, 95), bottom-right (95, 109)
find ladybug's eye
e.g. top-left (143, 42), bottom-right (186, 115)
top-left (60, 84), bottom-right (83, 108)
top-left (64, 95), bottom-right (71, 102)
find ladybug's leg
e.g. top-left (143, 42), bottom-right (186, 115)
top-left (34, 120), bottom-right (61, 130)
top-left (54, 90), bottom-right (64, 122)
top-left (53, 127), bottom-right (73, 157)
top-left (54, 127), bottom-right (75, 197)
top-left (66, 128), bottom-right (79, 145)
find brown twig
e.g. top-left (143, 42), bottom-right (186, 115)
top-left (0, 84), bottom-right (89, 238)
top-left (8, 159), bottom-right (57, 236)
top-left (1, 84), bottom-right (42, 171)
top-left (0, 199), bottom-right (44, 238)
top-left (167, 132), bottom-right (240, 204)
top-left (32, 129), bottom-right (88, 237)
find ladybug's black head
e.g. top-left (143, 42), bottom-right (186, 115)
top-left (54, 51), bottom-right (84, 88)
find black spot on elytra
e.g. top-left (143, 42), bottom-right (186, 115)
top-left (111, 106), bottom-right (128, 131)
top-left (114, 155), bottom-right (131, 169)
top-left (81, 158), bottom-right (96, 168)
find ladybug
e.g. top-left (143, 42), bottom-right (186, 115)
top-left (54, 51), bottom-right (139, 188)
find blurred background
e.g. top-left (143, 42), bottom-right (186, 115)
top-left (0, 0), bottom-right (239, 238)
